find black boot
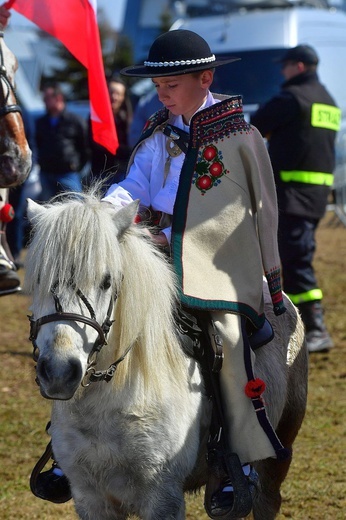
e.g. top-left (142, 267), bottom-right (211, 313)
top-left (30, 439), bottom-right (72, 503)
top-left (298, 301), bottom-right (334, 353)
top-left (209, 465), bottom-right (258, 517)
top-left (0, 253), bottom-right (21, 296)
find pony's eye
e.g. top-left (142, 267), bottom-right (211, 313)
top-left (100, 274), bottom-right (111, 291)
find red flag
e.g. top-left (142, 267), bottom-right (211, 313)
top-left (5, 0), bottom-right (118, 154)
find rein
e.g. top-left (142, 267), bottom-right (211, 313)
top-left (28, 281), bottom-right (134, 387)
top-left (0, 32), bottom-right (22, 117)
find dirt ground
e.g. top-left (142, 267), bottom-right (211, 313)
top-left (0, 210), bottom-right (345, 519)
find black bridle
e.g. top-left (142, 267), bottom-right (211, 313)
top-left (28, 281), bottom-right (132, 387)
top-left (0, 31), bottom-right (22, 118)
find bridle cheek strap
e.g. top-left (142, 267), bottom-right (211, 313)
top-left (0, 32), bottom-right (22, 117)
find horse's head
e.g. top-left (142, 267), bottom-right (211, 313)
top-left (0, 33), bottom-right (31, 188)
top-left (25, 195), bottom-right (139, 400)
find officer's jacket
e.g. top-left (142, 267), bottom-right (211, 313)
top-left (251, 71), bottom-right (340, 219)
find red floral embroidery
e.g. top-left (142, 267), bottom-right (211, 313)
top-left (193, 144), bottom-right (229, 194)
top-left (245, 378), bottom-right (266, 399)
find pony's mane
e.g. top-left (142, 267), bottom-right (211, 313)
top-left (25, 188), bottom-right (188, 402)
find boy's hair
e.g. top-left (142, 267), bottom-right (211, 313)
top-left (190, 68), bottom-right (215, 78)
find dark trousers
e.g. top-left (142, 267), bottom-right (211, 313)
top-left (278, 214), bottom-right (319, 297)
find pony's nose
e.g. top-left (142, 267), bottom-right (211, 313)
top-left (36, 356), bottom-right (82, 400)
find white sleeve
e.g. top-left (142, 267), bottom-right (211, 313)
top-left (102, 184), bottom-right (134, 207)
top-left (102, 138), bottom-right (156, 208)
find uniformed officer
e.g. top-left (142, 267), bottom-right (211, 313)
top-left (251, 45), bottom-right (340, 353)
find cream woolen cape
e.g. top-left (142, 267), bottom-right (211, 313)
top-left (171, 95), bottom-right (282, 326)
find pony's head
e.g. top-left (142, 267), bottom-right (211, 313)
top-left (25, 190), bottom-right (183, 403)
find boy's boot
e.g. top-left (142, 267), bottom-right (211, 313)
top-left (298, 301), bottom-right (334, 353)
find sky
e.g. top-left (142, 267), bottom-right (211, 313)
top-left (10, 0), bottom-right (127, 31)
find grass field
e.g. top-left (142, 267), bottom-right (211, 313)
top-left (0, 211), bottom-right (345, 519)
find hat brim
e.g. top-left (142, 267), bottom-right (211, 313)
top-left (121, 56), bottom-right (241, 78)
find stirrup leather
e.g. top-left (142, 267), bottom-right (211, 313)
top-left (203, 318), bottom-right (253, 519)
top-left (30, 440), bottom-right (53, 498)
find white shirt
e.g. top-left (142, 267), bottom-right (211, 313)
top-left (103, 92), bottom-right (217, 241)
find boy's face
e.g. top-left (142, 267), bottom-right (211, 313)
top-left (152, 70), bottom-right (213, 123)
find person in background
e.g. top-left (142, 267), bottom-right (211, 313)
top-left (128, 87), bottom-right (162, 147)
top-left (35, 82), bottom-right (89, 201)
top-left (89, 75), bottom-right (133, 187)
top-left (251, 45), bottom-right (340, 354)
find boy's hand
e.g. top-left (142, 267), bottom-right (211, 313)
top-left (146, 230), bottom-right (169, 247)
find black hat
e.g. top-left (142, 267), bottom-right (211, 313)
top-left (278, 45), bottom-right (319, 65)
top-left (121, 30), bottom-right (240, 77)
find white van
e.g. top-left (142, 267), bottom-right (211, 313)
top-left (172, 2), bottom-right (346, 221)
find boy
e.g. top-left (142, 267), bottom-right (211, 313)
top-left (103, 29), bottom-right (287, 515)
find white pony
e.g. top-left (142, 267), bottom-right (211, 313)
top-left (25, 189), bottom-right (308, 520)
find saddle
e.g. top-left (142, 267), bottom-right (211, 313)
top-left (176, 305), bottom-right (274, 362)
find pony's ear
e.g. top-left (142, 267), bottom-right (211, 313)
top-left (26, 199), bottom-right (47, 222)
top-left (112, 200), bottom-right (140, 238)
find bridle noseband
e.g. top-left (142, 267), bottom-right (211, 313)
top-left (28, 281), bottom-right (120, 387)
top-left (0, 31), bottom-right (22, 118)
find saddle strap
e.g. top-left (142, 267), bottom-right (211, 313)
top-left (203, 318), bottom-right (253, 519)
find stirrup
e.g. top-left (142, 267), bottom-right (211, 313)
top-left (0, 263), bottom-right (21, 296)
top-left (205, 451), bottom-right (253, 520)
top-left (30, 440), bottom-right (72, 503)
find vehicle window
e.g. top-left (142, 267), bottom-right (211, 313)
top-left (213, 48), bottom-right (285, 105)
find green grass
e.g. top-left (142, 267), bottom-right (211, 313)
top-left (0, 212), bottom-right (345, 519)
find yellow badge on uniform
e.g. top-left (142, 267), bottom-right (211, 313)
top-left (311, 103), bottom-right (341, 131)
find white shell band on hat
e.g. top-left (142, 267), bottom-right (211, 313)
top-left (144, 55), bottom-right (216, 67)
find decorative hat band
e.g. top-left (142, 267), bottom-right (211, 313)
top-left (144, 55), bottom-right (216, 68)
top-left (120, 31), bottom-right (240, 77)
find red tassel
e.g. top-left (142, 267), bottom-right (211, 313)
top-left (245, 378), bottom-right (266, 399)
top-left (0, 203), bottom-right (15, 222)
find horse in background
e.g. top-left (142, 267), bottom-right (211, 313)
top-left (0, 29), bottom-right (32, 295)
top-left (25, 189), bottom-right (308, 520)
top-left (0, 30), bottom-right (31, 187)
